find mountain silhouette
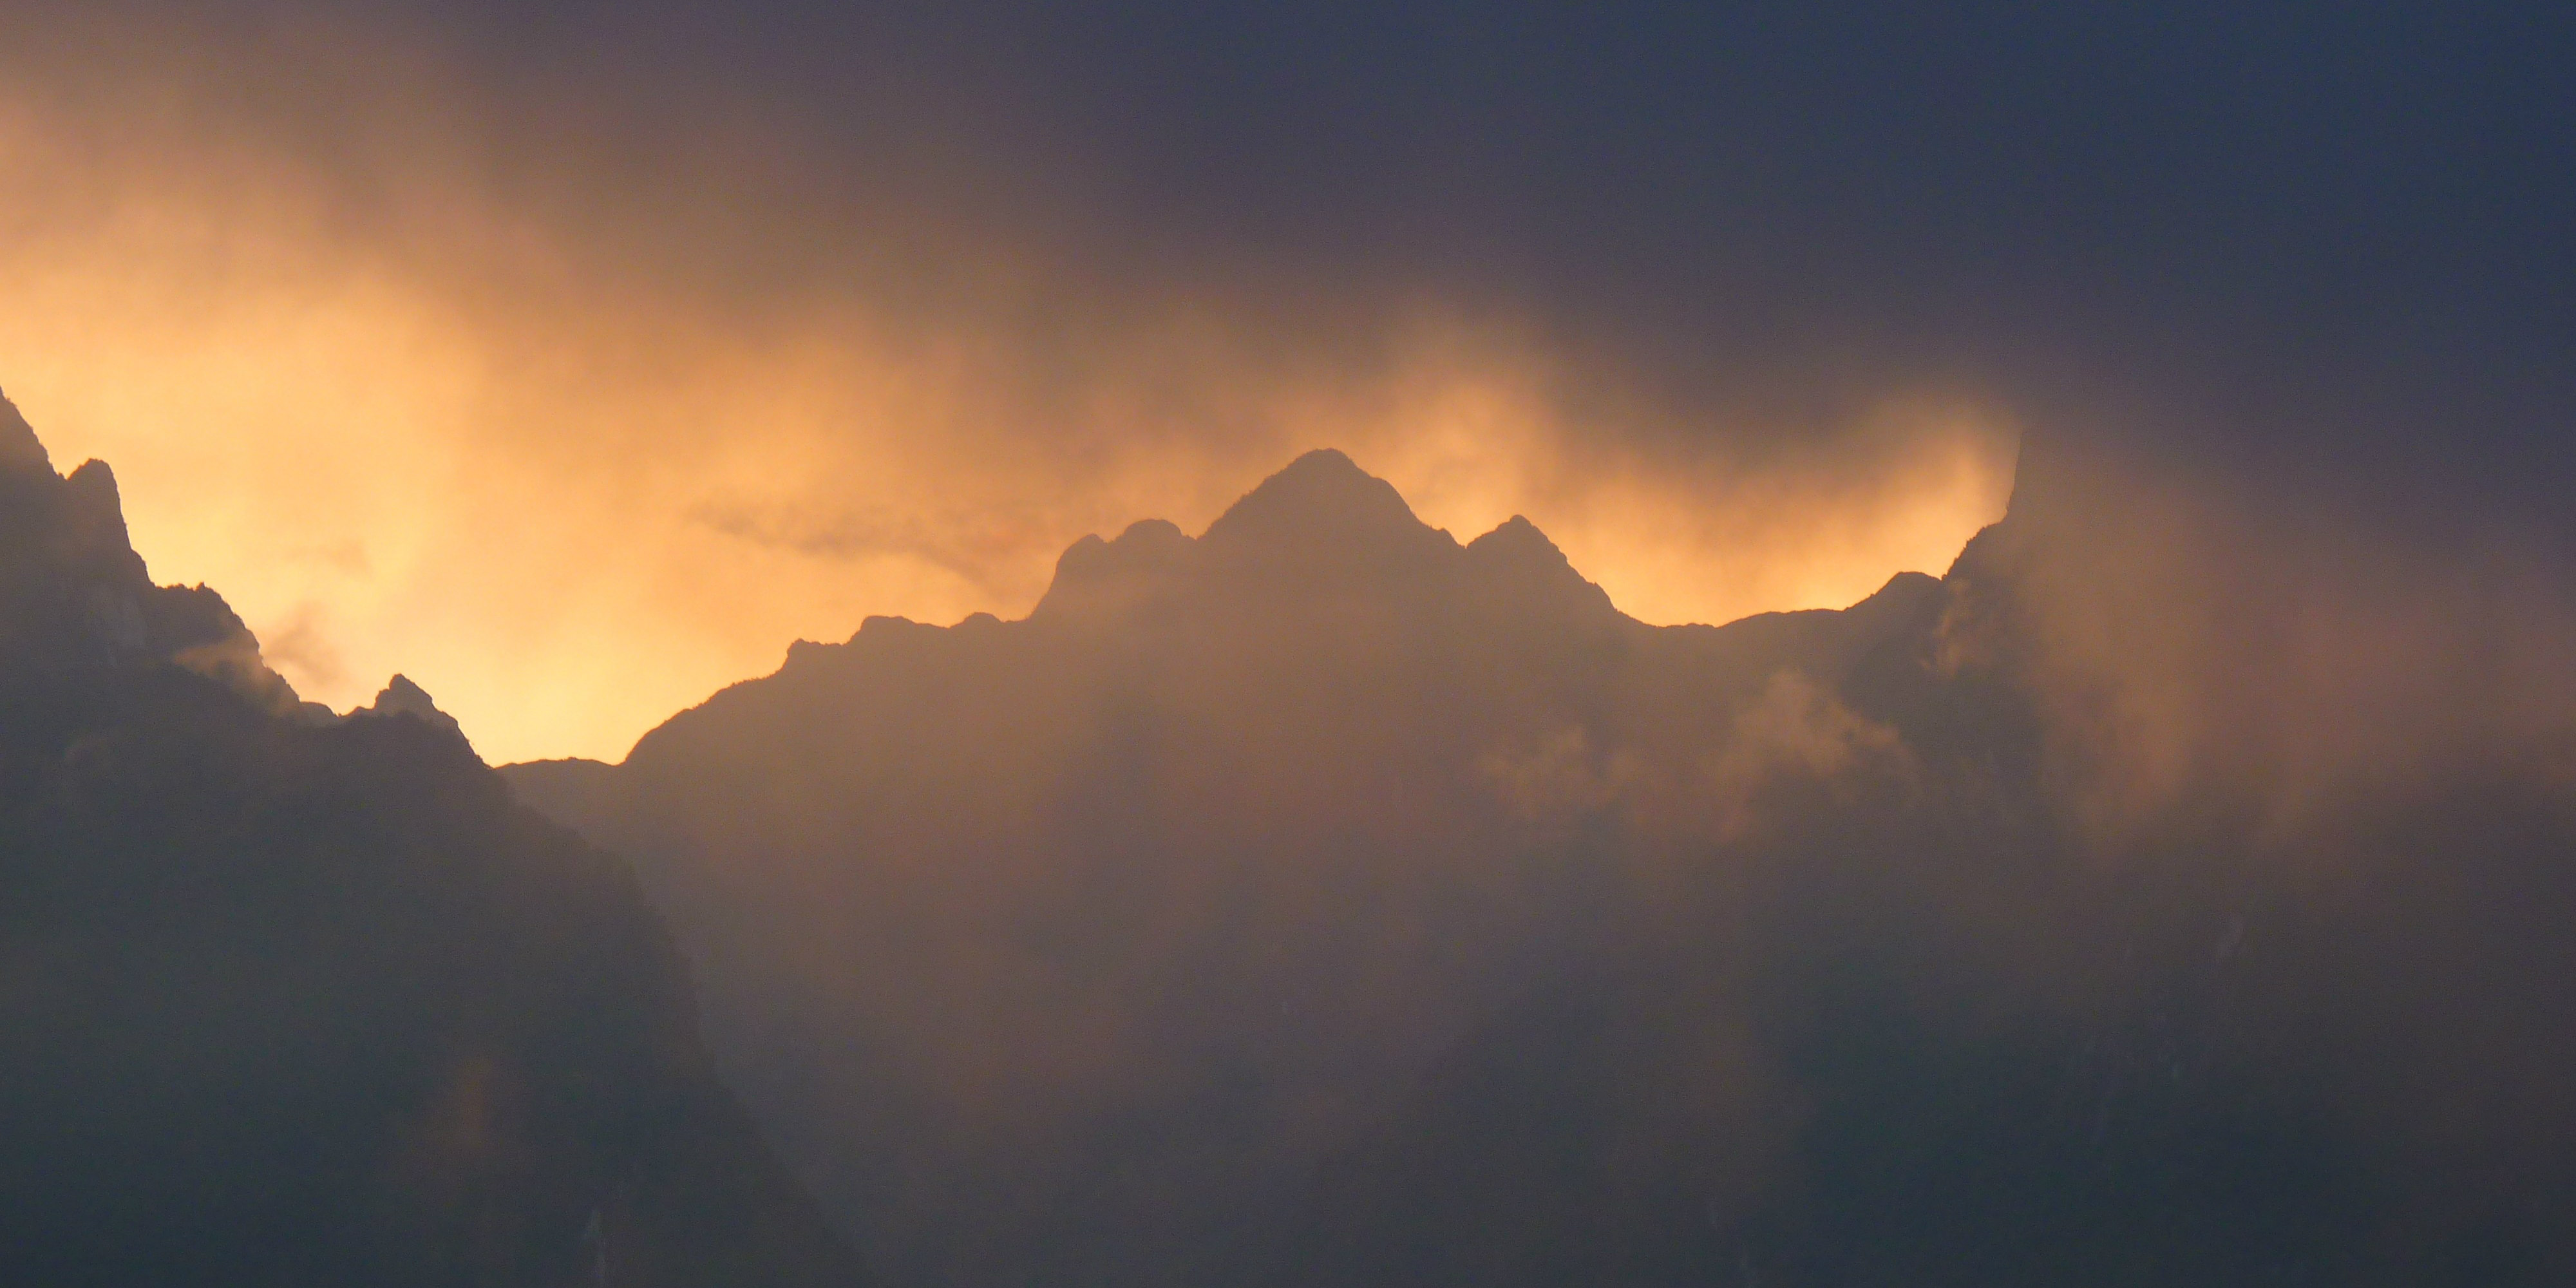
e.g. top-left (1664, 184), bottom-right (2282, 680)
top-left (18, 372), bottom-right (2559, 1286)
top-left (509, 447), bottom-right (1960, 1285)
top-left (518, 440), bottom-right (2576, 1278)
top-left (0, 392), bottom-right (865, 1286)
top-left (508, 442), bottom-right (2576, 1285)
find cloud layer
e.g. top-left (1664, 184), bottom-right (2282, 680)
top-left (0, 6), bottom-right (2040, 761)
top-left (3, 3), bottom-right (2566, 759)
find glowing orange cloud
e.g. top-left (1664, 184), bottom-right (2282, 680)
top-left (0, 22), bottom-right (2014, 764)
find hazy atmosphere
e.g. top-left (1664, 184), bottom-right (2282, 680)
top-left (6, 4), bottom-right (2574, 1285)
top-left (1, 1), bottom-right (2041, 762)
top-left (14, 3), bottom-right (2567, 761)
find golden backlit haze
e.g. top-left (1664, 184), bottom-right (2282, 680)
top-left (0, 26), bottom-right (2015, 764)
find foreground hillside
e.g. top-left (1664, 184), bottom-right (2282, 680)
top-left (0, 394), bottom-right (863, 1286)
top-left (507, 446), bottom-right (2576, 1285)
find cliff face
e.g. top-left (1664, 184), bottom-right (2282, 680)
top-left (509, 444), bottom-right (2576, 1286)
top-left (0, 393), bottom-right (864, 1287)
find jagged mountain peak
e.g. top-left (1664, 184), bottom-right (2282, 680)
top-left (58, 459), bottom-right (133, 554)
top-left (1032, 517), bottom-right (1198, 619)
top-left (1465, 514), bottom-right (1561, 564)
top-left (0, 399), bottom-right (293, 703)
top-left (1027, 453), bottom-right (1642, 631)
top-left (356, 672), bottom-right (469, 744)
top-left (1464, 513), bottom-right (1620, 620)
top-left (0, 388), bottom-right (50, 475)
top-left (1, 401), bottom-right (863, 1282)
top-left (1197, 448), bottom-right (1448, 560)
top-left (1071, 516), bottom-right (1195, 576)
top-left (1036, 451), bottom-right (1463, 617)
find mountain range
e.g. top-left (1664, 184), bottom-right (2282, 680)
top-left (507, 446), bottom-right (2576, 1284)
top-left (8, 381), bottom-right (2572, 1286)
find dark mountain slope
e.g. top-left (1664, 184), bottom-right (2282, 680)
top-left (0, 392), bottom-right (863, 1286)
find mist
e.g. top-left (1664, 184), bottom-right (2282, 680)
top-left (0, 5), bottom-right (2030, 763)
top-left (6, 3), bottom-right (2574, 1282)
top-left (497, 432), bottom-right (2576, 1282)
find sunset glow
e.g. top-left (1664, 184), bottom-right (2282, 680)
top-left (0, 46), bottom-right (2014, 762)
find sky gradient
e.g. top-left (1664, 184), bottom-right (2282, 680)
top-left (2, 1), bottom-right (2566, 761)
